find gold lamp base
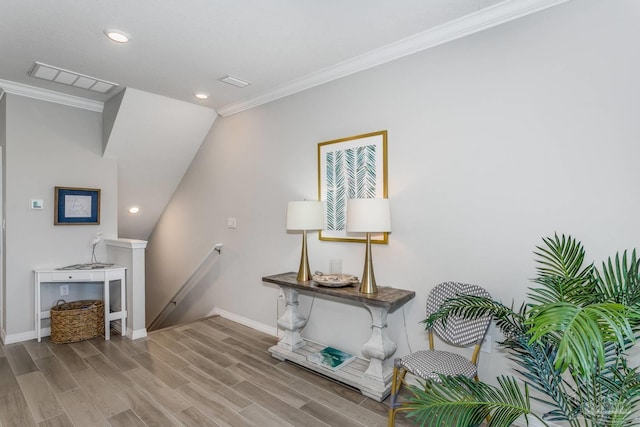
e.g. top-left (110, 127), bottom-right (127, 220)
top-left (359, 232), bottom-right (378, 294)
top-left (296, 230), bottom-right (312, 282)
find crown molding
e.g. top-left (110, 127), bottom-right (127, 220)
top-left (0, 79), bottom-right (104, 112)
top-left (216, 0), bottom-right (569, 117)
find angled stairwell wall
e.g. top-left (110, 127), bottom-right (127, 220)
top-left (102, 88), bottom-right (217, 241)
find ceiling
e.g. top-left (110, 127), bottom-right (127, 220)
top-left (0, 0), bottom-right (567, 116)
top-left (0, 0), bottom-right (568, 241)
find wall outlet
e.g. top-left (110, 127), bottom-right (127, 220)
top-left (481, 335), bottom-right (491, 353)
top-left (60, 284), bottom-right (69, 296)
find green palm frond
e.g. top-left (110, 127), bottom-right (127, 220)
top-left (591, 360), bottom-right (640, 427)
top-left (404, 376), bottom-right (546, 427)
top-left (504, 334), bottom-right (580, 422)
top-left (531, 234), bottom-right (594, 305)
top-left (534, 234), bottom-right (592, 280)
top-left (594, 250), bottom-right (640, 314)
top-left (423, 295), bottom-right (525, 337)
top-left (526, 302), bottom-right (634, 374)
top-left (529, 276), bottom-right (596, 306)
top-left (572, 357), bottom-right (640, 427)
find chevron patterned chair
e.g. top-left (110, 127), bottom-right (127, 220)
top-left (387, 281), bottom-right (492, 427)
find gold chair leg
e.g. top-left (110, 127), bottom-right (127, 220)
top-left (388, 367), bottom-right (408, 427)
top-left (388, 408), bottom-right (396, 427)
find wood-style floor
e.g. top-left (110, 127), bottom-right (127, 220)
top-left (0, 316), bottom-right (415, 426)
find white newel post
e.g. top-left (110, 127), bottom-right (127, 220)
top-left (361, 303), bottom-right (397, 383)
top-left (105, 238), bottom-right (148, 340)
top-left (277, 287), bottom-right (307, 351)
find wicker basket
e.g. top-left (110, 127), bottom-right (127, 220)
top-left (50, 299), bottom-right (104, 343)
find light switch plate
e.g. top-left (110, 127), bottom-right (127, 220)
top-left (227, 217), bottom-right (237, 228)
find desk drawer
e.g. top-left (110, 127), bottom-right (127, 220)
top-left (40, 271), bottom-right (101, 282)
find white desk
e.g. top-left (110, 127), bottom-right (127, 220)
top-left (34, 266), bottom-right (127, 342)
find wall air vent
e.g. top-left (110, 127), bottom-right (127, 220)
top-left (28, 62), bottom-right (119, 94)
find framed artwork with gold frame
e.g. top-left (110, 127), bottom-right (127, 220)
top-left (54, 186), bottom-right (101, 225)
top-left (317, 130), bottom-right (388, 243)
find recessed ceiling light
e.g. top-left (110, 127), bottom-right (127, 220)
top-left (105, 29), bottom-right (130, 43)
top-left (128, 207), bottom-right (140, 214)
top-left (194, 92), bottom-right (209, 100)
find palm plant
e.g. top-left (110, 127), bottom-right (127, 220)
top-left (403, 234), bottom-right (640, 426)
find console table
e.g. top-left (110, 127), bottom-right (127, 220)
top-left (34, 266), bottom-right (127, 342)
top-left (263, 272), bottom-right (415, 401)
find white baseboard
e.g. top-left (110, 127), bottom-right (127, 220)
top-left (4, 325), bottom-right (147, 344)
top-left (129, 328), bottom-right (147, 340)
top-left (4, 329), bottom-right (42, 344)
top-left (111, 321), bottom-right (147, 340)
top-left (209, 307), bottom-right (277, 337)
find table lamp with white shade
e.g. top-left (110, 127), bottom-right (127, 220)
top-left (287, 200), bottom-right (324, 282)
top-left (347, 198), bottom-right (391, 294)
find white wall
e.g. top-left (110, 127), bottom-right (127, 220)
top-left (146, 0), bottom-right (640, 391)
top-left (2, 94), bottom-right (117, 341)
top-left (0, 95), bottom-right (6, 333)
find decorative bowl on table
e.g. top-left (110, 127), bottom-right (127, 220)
top-left (312, 272), bottom-right (359, 288)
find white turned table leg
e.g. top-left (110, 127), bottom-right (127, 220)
top-left (361, 304), bottom-right (397, 383)
top-left (104, 278), bottom-right (110, 340)
top-left (277, 287), bottom-right (307, 351)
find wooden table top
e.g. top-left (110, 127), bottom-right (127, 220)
top-left (262, 272), bottom-right (415, 312)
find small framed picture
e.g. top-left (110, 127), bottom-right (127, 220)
top-left (30, 199), bottom-right (44, 210)
top-left (54, 187), bottom-right (101, 225)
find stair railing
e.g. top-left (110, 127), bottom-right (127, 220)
top-left (148, 243), bottom-right (222, 331)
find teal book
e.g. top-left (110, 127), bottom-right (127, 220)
top-left (307, 346), bottom-right (355, 371)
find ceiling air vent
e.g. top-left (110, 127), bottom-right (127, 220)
top-left (28, 62), bottom-right (118, 94)
top-left (219, 75), bottom-right (250, 88)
